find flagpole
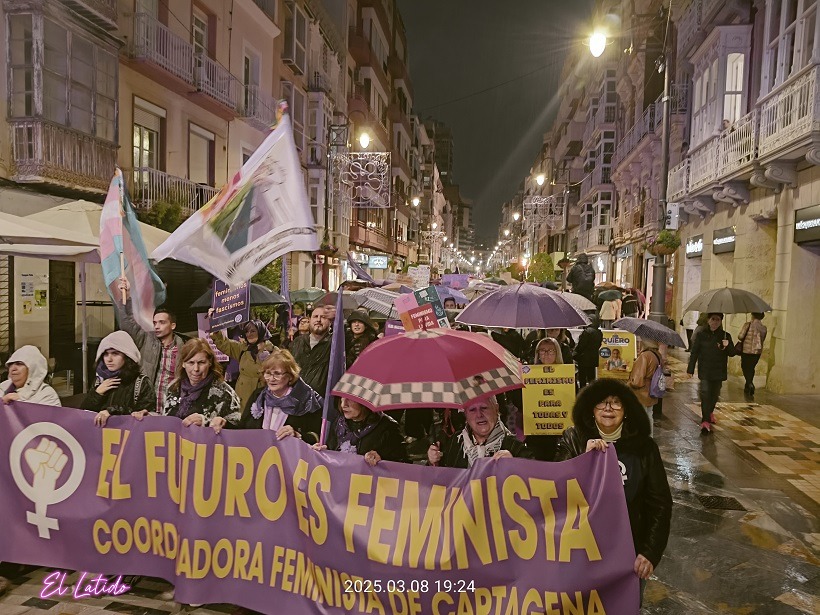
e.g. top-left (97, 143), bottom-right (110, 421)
top-left (119, 252), bottom-right (126, 303)
top-left (80, 261), bottom-right (88, 391)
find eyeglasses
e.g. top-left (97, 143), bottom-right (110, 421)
top-left (264, 370), bottom-right (288, 378)
top-left (538, 349), bottom-right (557, 355)
top-left (595, 399), bottom-right (624, 410)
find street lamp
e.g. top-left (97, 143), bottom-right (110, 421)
top-left (358, 131), bottom-right (371, 149)
top-left (412, 197), bottom-right (420, 207)
top-left (513, 212), bottom-right (521, 221)
top-left (503, 228), bottom-right (510, 237)
top-left (589, 31), bottom-right (607, 58)
top-left (536, 174), bottom-right (546, 186)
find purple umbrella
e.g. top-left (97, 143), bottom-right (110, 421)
top-left (455, 282), bottom-right (590, 329)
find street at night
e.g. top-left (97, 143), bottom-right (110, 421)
top-left (0, 0), bottom-right (818, 614)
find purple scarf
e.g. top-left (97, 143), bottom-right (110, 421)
top-left (5, 382), bottom-right (17, 394)
top-left (96, 364), bottom-right (120, 381)
top-left (178, 374), bottom-right (214, 419)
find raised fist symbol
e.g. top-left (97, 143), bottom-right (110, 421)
top-left (24, 438), bottom-right (68, 496)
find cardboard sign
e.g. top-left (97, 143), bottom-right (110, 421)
top-left (598, 330), bottom-right (637, 380)
top-left (521, 364), bottom-right (576, 436)
top-left (209, 280), bottom-right (250, 332)
top-left (402, 303), bottom-right (443, 331)
top-left (393, 293), bottom-right (419, 314)
top-left (411, 285), bottom-right (450, 329)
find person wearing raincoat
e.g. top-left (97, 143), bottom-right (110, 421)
top-left (1, 345), bottom-right (61, 406)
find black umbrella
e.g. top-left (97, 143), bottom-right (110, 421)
top-left (613, 317), bottom-right (686, 347)
top-left (190, 283), bottom-right (287, 309)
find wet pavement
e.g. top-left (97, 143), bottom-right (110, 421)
top-left (0, 349), bottom-right (817, 614)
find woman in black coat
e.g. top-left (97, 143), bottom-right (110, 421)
top-left (317, 397), bottom-right (408, 465)
top-left (556, 378), bottom-right (672, 601)
top-left (82, 331), bottom-right (155, 426)
top-left (238, 349), bottom-right (323, 444)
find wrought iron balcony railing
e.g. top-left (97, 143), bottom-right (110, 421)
top-left (128, 167), bottom-right (219, 213)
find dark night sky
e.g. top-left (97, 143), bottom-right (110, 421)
top-left (398, 0), bottom-right (596, 240)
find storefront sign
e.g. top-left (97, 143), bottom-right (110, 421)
top-left (685, 234), bottom-right (703, 258)
top-left (367, 254), bottom-right (388, 269)
top-left (712, 227), bottom-right (736, 254)
top-left (351, 251), bottom-right (370, 264)
top-left (521, 364), bottom-right (576, 436)
top-left (795, 204), bottom-right (820, 244)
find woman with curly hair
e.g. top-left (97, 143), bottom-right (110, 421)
top-left (162, 338), bottom-right (241, 433)
top-left (81, 331), bottom-right (155, 427)
top-left (556, 378), bottom-right (672, 603)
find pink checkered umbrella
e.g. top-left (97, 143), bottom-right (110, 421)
top-left (332, 328), bottom-right (523, 411)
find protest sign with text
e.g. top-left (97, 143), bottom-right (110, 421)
top-left (521, 364), bottom-right (576, 435)
top-left (598, 331), bottom-right (638, 381)
top-left (0, 403), bottom-right (639, 614)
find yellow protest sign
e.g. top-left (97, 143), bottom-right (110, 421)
top-left (521, 364), bottom-right (576, 436)
top-left (598, 330), bottom-right (638, 380)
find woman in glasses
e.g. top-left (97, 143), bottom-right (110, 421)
top-left (534, 337), bottom-right (563, 365)
top-left (238, 349), bottom-right (323, 444)
top-left (556, 378), bottom-right (672, 604)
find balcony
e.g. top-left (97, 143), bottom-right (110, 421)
top-left (758, 65), bottom-right (820, 160)
top-left (131, 12), bottom-right (195, 87)
top-left (348, 29), bottom-right (390, 94)
top-left (239, 85), bottom-right (277, 131)
top-left (395, 240), bottom-right (410, 258)
top-left (388, 53), bottom-right (414, 99)
top-left (128, 167), bottom-right (219, 214)
top-left (350, 221), bottom-right (390, 252)
top-left (251, 0), bottom-right (277, 22)
top-left (688, 136), bottom-right (720, 192)
top-left (309, 71), bottom-right (333, 94)
top-left (614, 104), bottom-right (657, 168)
top-left (577, 226), bottom-right (612, 253)
top-left (556, 120), bottom-right (584, 159)
top-left (717, 110), bottom-right (757, 177)
top-left (60, 0), bottom-right (117, 28)
top-left (388, 101), bottom-right (412, 136)
top-left (668, 158), bottom-right (689, 201)
top-left (193, 55), bottom-right (241, 118)
top-left (580, 165), bottom-right (613, 201)
top-left (9, 119), bottom-right (118, 193)
top-left (347, 92), bottom-right (370, 121)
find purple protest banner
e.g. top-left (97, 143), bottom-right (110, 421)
top-left (383, 320), bottom-right (405, 336)
top-left (0, 402), bottom-right (640, 614)
top-left (209, 280), bottom-right (250, 332)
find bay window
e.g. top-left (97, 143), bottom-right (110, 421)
top-left (763, 0), bottom-right (818, 93)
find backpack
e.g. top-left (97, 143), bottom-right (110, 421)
top-left (646, 350), bottom-right (667, 398)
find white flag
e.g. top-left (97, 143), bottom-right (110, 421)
top-left (151, 113), bottom-right (318, 286)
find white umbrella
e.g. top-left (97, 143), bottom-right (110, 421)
top-left (354, 287), bottom-right (400, 319)
top-left (0, 212), bottom-right (98, 246)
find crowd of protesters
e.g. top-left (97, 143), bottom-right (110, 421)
top-left (6, 269), bottom-right (782, 610)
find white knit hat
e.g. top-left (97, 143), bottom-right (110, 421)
top-left (95, 330), bottom-right (141, 364)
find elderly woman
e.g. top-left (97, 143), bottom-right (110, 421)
top-left (210, 319), bottom-right (275, 409)
top-left (428, 396), bottom-right (530, 468)
top-left (1, 345), bottom-right (61, 406)
top-left (81, 331), bottom-right (155, 427)
top-left (534, 337), bottom-right (564, 365)
top-left (556, 379), bottom-right (672, 602)
top-left (238, 349), bottom-right (323, 443)
top-left (162, 339), bottom-right (241, 433)
top-left (317, 397), bottom-right (408, 465)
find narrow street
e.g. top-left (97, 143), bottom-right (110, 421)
top-left (0, 350), bottom-right (816, 615)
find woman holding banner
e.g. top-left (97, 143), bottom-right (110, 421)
top-left (238, 349), bottom-right (323, 444)
top-left (556, 379), bottom-right (672, 603)
top-left (82, 331), bottom-right (155, 426)
top-left (428, 396), bottom-right (531, 468)
top-left (162, 339), bottom-right (242, 432)
top-left (316, 397), bottom-right (408, 464)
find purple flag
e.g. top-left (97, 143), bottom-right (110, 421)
top-left (347, 252), bottom-right (376, 283)
top-left (320, 287), bottom-right (346, 443)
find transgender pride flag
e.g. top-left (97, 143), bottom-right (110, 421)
top-left (100, 168), bottom-right (166, 332)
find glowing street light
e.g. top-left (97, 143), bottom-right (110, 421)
top-left (358, 131), bottom-right (371, 149)
top-left (589, 31), bottom-right (607, 58)
top-left (513, 212), bottom-right (521, 221)
top-left (412, 197), bottom-right (420, 207)
top-left (536, 174), bottom-right (546, 186)
top-left (431, 222), bottom-right (438, 230)
top-left (503, 229), bottom-right (510, 237)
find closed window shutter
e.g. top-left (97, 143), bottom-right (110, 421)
top-left (134, 107), bottom-right (160, 132)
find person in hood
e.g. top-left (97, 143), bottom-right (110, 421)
top-left (81, 331), bottom-right (155, 426)
top-left (346, 310), bottom-right (378, 367)
top-left (210, 319), bottom-right (276, 409)
top-left (1, 345), bottom-right (61, 406)
top-left (238, 349), bottom-right (323, 444)
top-left (556, 379), bottom-right (672, 604)
top-left (566, 254), bottom-right (596, 300)
top-left (686, 312), bottom-right (736, 432)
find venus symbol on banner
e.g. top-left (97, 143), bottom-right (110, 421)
top-left (9, 423), bottom-right (85, 539)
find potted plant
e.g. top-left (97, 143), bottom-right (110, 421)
top-left (644, 230), bottom-right (681, 256)
top-left (317, 242), bottom-right (339, 257)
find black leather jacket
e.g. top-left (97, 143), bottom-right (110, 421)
top-left (556, 426), bottom-right (672, 568)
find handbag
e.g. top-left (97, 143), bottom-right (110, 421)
top-left (734, 323), bottom-right (748, 354)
